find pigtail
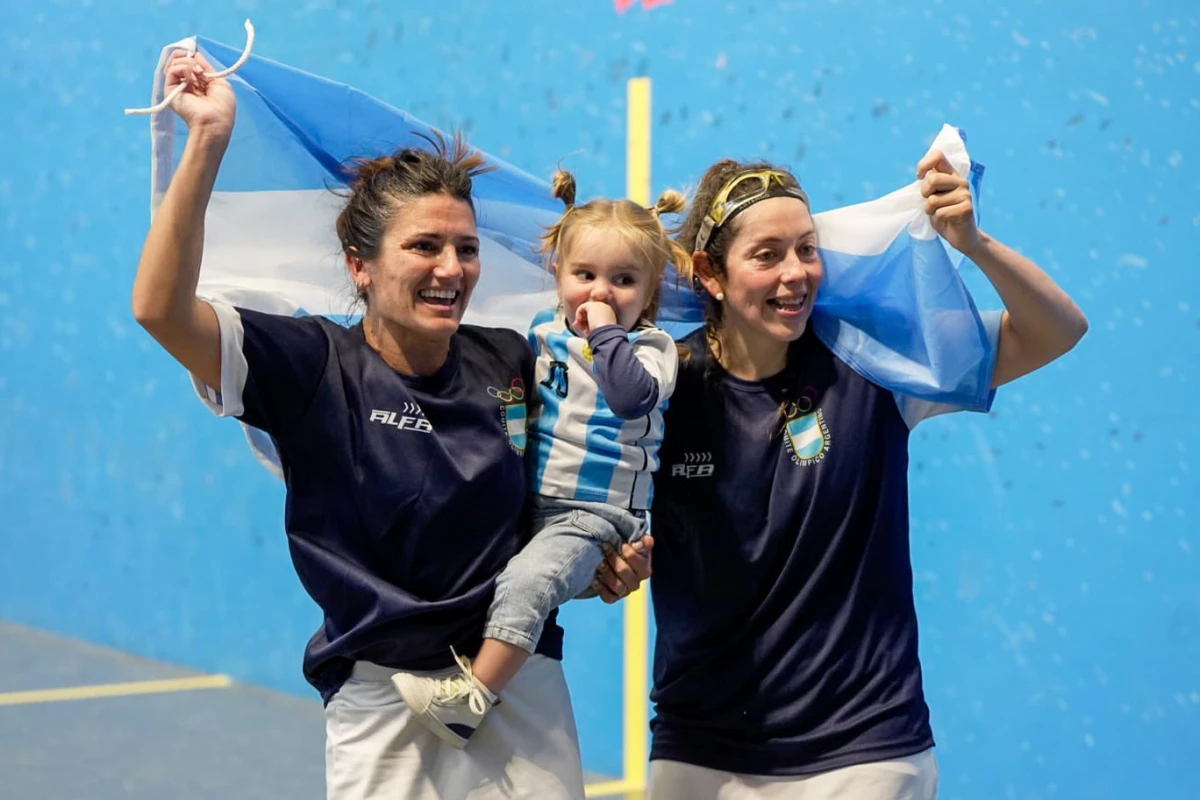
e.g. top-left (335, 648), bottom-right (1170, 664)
top-left (551, 170), bottom-right (577, 207)
top-left (653, 188), bottom-right (687, 217)
top-left (538, 169), bottom-right (579, 265)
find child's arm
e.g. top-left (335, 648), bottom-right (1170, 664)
top-left (587, 325), bottom-right (678, 420)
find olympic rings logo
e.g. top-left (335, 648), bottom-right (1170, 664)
top-left (783, 388), bottom-right (818, 420)
top-left (487, 378), bottom-right (526, 403)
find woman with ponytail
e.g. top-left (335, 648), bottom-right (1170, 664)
top-left (393, 171), bottom-right (692, 749)
top-left (130, 54), bottom-right (653, 799)
top-left (644, 157), bottom-right (1087, 798)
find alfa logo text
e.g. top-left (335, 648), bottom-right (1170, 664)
top-left (370, 408), bottom-right (433, 433)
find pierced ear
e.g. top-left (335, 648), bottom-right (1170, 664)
top-left (691, 251), bottom-right (724, 301)
top-left (345, 250), bottom-right (370, 293)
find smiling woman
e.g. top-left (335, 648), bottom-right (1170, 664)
top-left (644, 154), bottom-right (1087, 799)
top-left (127, 50), bottom-right (633, 799)
top-left (335, 144), bottom-right (486, 375)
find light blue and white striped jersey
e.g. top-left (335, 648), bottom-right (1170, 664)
top-left (528, 309), bottom-right (678, 510)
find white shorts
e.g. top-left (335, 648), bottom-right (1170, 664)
top-left (324, 655), bottom-right (585, 800)
top-left (648, 748), bottom-right (938, 800)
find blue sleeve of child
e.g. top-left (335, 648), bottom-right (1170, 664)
top-left (587, 324), bottom-right (676, 419)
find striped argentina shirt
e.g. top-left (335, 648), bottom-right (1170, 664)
top-left (527, 308), bottom-right (678, 510)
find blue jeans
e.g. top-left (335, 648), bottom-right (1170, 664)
top-left (484, 495), bottom-right (649, 653)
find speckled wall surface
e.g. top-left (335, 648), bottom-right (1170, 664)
top-left (1, 0), bottom-right (1196, 793)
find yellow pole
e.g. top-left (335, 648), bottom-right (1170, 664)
top-left (623, 75), bottom-right (652, 793)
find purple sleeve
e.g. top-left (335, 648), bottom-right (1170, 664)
top-left (588, 324), bottom-right (660, 419)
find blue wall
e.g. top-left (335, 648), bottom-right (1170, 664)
top-left (1, 0), bottom-right (1197, 794)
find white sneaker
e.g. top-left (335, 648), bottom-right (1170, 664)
top-left (392, 648), bottom-right (497, 749)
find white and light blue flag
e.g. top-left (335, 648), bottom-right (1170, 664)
top-left (136, 30), bottom-right (996, 474)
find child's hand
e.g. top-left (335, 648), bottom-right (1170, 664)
top-left (593, 535), bottom-right (654, 603)
top-left (573, 301), bottom-right (618, 336)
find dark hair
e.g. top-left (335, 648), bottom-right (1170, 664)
top-left (678, 160), bottom-right (809, 437)
top-left (676, 159), bottom-right (805, 357)
top-left (335, 131), bottom-right (493, 304)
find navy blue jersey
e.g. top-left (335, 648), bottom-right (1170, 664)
top-left (198, 303), bottom-right (561, 702)
top-left (648, 325), bottom-right (995, 776)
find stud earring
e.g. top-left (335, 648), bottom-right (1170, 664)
top-left (715, 292), bottom-right (725, 302)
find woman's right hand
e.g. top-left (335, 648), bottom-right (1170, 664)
top-left (131, 49), bottom-right (236, 390)
top-left (593, 535), bottom-right (653, 603)
top-left (165, 51), bottom-right (236, 138)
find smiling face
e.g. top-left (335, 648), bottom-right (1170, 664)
top-left (556, 226), bottom-right (655, 332)
top-left (698, 196), bottom-right (824, 359)
top-left (350, 192), bottom-right (481, 342)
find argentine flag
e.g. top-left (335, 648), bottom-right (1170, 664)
top-left (656, 123), bottom-right (995, 413)
top-left (144, 31), bottom-right (561, 333)
top-left (136, 30), bottom-right (996, 475)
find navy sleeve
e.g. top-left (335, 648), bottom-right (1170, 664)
top-left (234, 308), bottom-right (330, 436)
top-left (588, 324), bottom-right (660, 419)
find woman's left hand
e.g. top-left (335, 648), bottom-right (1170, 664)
top-left (918, 150), bottom-right (983, 257)
top-left (593, 535), bottom-right (654, 603)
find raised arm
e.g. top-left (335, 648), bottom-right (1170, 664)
top-left (918, 151), bottom-right (1089, 388)
top-left (131, 51), bottom-right (237, 390)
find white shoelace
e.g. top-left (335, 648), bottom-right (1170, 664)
top-left (124, 19), bottom-right (256, 116)
top-left (431, 647), bottom-right (490, 716)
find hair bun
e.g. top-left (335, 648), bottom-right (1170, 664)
top-left (551, 170), bottom-right (577, 208)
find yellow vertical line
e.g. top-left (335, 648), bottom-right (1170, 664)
top-left (626, 77), bottom-right (652, 206)
top-left (623, 75), bottom-right (652, 790)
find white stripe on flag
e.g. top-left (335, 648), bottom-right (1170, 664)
top-left (198, 190), bottom-right (558, 334)
top-left (792, 422), bottom-right (824, 451)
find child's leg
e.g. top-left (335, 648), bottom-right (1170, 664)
top-left (392, 501), bottom-right (619, 749)
top-left (471, 639), bottom-right (529, 697)
top-left (475, 501), bottom-right (621, 694)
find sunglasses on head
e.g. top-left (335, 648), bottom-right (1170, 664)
top-left (695, 170), bottom-right (809, 253)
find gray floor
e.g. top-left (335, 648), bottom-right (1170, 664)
top-left (0, 621), bottom-right (326, 800)
top-left (0, 622), bottom-right (619, 799)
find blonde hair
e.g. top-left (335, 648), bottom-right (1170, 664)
top-left (539, 170), bottom-right (693, 322)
